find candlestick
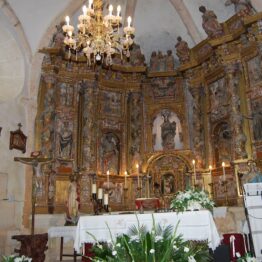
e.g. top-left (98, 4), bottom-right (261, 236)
top-left (192, 159), bottom-right (196, 181)
top-left (91, 183), bottom-right (97, 194)
top-left (107, 170), bottom-right (110, 190)
top-left (98, 188), bottom-right (103, 200)
top-left (222, 162), bottom-right (226, 181)
top-left (136, 164), bottom-right (140, 188)
top-left (209, 165), bottom-right (212, 176)
top-left (104, 193), bottom-right (109, 205)
top-left (124, 171), bottom-right (127, 188)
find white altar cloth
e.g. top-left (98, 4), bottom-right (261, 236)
top-left (74, 210), bottom-right (220, 253)
top-left (48, 226), bottom-right (76, 243)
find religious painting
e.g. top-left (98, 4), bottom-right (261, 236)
top-left (99, 90), bottom-right (122, 117)
top-left (58, 83), bottom-right (74, 107)
top-left (151, 77), bottom-right (177, 99)
top-left (161, 173), bottom-right (175, 195)
top-left (250, 99), bottom-right (262, 141)
top-left (101, 181), bottom-right (123, 203)
top-left (247, 56), bottom-right (262, 87)
top-left (9, 124), bottom-right (27, 153)
top-left (152, 110), bottom-right (183, 151)
top-left (100, 132), bottom-right (120, 175)
top-left (208, 77), bottom-right (229, 122)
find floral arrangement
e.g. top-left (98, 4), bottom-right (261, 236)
top-left (87, 216), bottom-right (211, 262)
top-left (2, 255), bottom-right (32, 262)
top-left (236, 252), bottom-right (257, 262)
top-left (170, 188), bottom-right (214, 212)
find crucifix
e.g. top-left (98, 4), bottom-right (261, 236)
top-left (14, 153), bottom-right (53, 235)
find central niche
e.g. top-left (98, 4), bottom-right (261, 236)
top-left (152, 109), bottom-right (183, 151)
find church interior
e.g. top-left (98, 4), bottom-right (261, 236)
top-left (1, 0), bottom-right (262, 261)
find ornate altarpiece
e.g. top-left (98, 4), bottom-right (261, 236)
top-left (34, 11), bottom-right (262, 214)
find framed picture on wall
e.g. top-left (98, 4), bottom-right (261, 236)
top-left (9, 124), bottom-right (27, 153)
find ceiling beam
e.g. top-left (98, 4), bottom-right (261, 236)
top-left (169, 0), bottom-right (202, 44)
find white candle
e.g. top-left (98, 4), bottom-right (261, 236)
top-left (107, 170), bottom-right (110, 190)
top-left (104, 193), bottom-right (109, 205)
top-left (98, 188), bottom-right (103, 199)
top-left (91, 183), bottom-right (97, 194)
top-left (222, 162), bottom-right (226, 181)
top-left (124, 171), bottom-right (127, 188)
top-left (192, 159), bottom-right (196, 181)
top-left (209, 165), bottom-right (212, 176)
top-left (136, 164), bottom-right (139, 187)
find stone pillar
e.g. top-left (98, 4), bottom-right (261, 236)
top-left (227, 64), bottom-right (248, 160)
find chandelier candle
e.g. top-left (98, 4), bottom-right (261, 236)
top-left (63, 0), bottom-right (135, 66)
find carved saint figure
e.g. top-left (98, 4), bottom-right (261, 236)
top-left (59, 122), bottom-right (73, 158)
top-left (150, 51), bottom-right (158, 71)
top-left (158, 51), bottom-right (166, 71)
top-left (175, 36), bottom-right (190, 64)
top-left (161, 110), bottom-right (176, 150)
top-left (251, 100), bottom-right (262, 141)
top-left (225, 0), bottom-right (255, 15)
top-left (166, 50), bottom-right (175, 71)
top-left (101, 133), bottom-right (119, 175)
top-left (66, 173), bottom-right (80, 225)
top-left (199, 6), bottom-right (224, 38)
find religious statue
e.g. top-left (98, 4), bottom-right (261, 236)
top-left (166, 50), bottom-right (175, 71)
top-left (101, 133), bottom-right (119, 175)
top-left (161, 110), bottom-right (176, 150)
top-left (52, 23), bottom-right (65, 48)
top-left (59, 122), bottom-right (73, 158)
top-left (199, 6), bottom-right (224, 38)
top-left (242, 161), bottom-right (262, 184)
top-left (251, 100), bottom-right (262, 141)
top-left (175, 36), bottom-right (190, 64)
top-left (225, 0), bottom-right (255, 15)
top-left (150, 51), bottom-right (158, 71)
top-left (65, 172), bottom-right (80, 225)
top-left (158, 51), bottom-right (166, 71)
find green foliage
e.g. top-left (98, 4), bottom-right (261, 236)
top-left (2, 255), bottom-right (32, 262)
top-left (86, 215), bottom-right (211, 262)
top-left (170, 188), bottom-right (214, 213)
top-left (236, 252), bottom-right (257, 262)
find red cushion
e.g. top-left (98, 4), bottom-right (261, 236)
top-left (82, 243), bottom-right (94, 262)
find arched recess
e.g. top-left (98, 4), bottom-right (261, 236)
top-left (142, 152), bottom-right (192, 200)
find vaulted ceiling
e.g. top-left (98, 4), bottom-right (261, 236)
top-left (0, 0), bottom-right (262, 101)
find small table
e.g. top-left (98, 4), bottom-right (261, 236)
top-left (48, 226), bottom-right (80, 261)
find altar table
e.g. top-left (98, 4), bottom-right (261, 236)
top-left (74, 210), bottom-right (221, 253)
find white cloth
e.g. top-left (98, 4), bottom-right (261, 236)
top-left (74, 210), bottom-right (221, 253)
top-left (48, 226), bottom-right (76, 243)
top-left (213, 207), bottom-right (227, 218)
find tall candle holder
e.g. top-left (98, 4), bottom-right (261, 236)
top-left (89, 173), bottom-right (109, 215)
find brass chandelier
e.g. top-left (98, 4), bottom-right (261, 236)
top-left (62, 0), bottom-right (135, 66)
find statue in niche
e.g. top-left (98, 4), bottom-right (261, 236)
top-left (101, 133), bottom-right (119, 175)
top-left (247, 56), bottom-right (262, 86)
top-left (166, 50), bottom-right (175, 71)
top-left (175, 36), bottom-right (190, 64)
top-left (241, 161), bottom-right (262, 184)
top-left (215, 123), bottom-right (232, 163)
top-left (225, 0), bottom-right (255, 15)
top-left (59, 122), bottom-right (73, 158)
top-left (199, 6), bottom-right (224, 38)
top-left (65, 172), bottom-right (80, 225)
top-left (150, 51), bottom-right (158, 71)
top-left (161, 173), bottom-right (175, 195)
top-left (129, 44), bottom-right (145, 66)
top-left (251, 100), bottom-right (262, 141)
top-left (161, 110), bottom-right (176, 150)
